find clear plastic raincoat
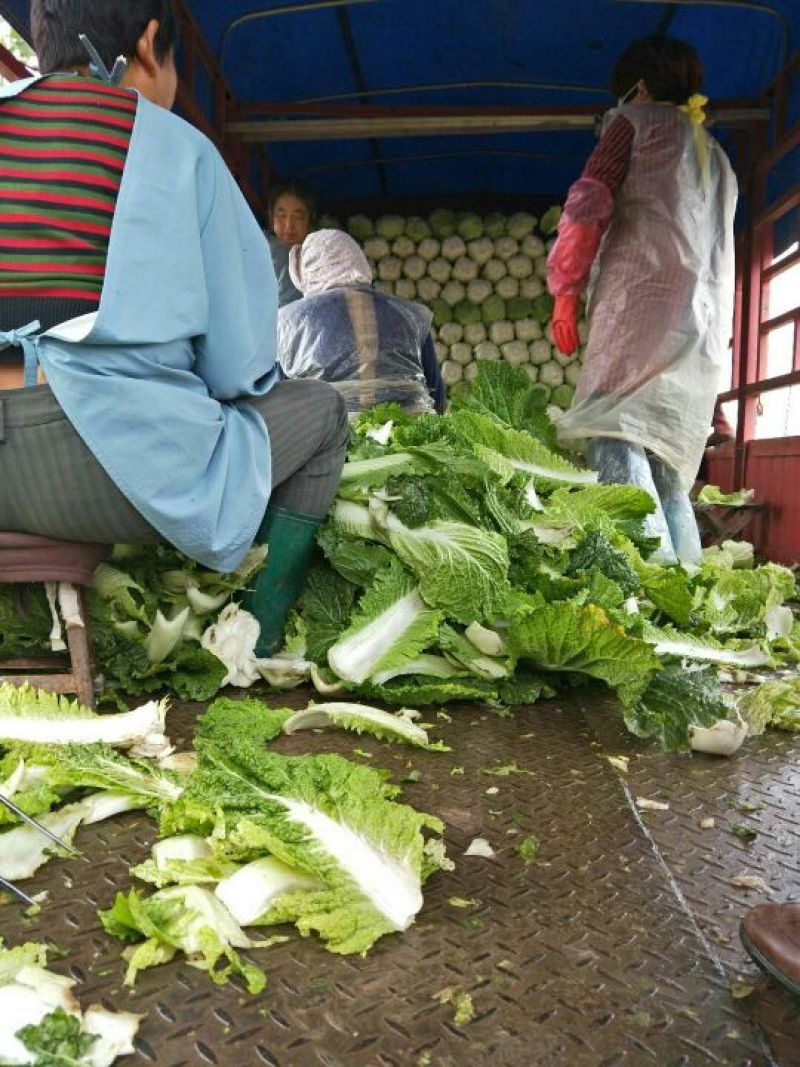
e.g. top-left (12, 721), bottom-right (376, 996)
top-left (278, 230), bottom-right (435, 414)
top-left (555, 103), bottom-right (737, 490)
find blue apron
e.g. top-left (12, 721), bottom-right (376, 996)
top-left (0, 74), bottom-right (279, 572)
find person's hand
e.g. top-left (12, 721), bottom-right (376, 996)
top-left (552, 294), bottom-right (581, 357)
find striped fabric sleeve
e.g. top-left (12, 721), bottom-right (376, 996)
top-left (546, 116), bottom-right (634, 296)
top-left (0, 76), bottom-right (136, 308)
top-left (584, 114), bottom-right (634, 195)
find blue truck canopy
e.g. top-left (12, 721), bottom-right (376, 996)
top-left (1, 0), bottom-right (797, 206)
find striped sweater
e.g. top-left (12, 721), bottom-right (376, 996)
top-left (0, 74), bottom-right (137, 333)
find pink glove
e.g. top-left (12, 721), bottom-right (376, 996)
top-left (546, 176), bottom-right (613, 298)
top-left (552, 294), bottom-right (580, 357)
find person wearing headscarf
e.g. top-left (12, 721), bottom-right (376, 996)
top-left (278, 229), bottom-right (446, 415)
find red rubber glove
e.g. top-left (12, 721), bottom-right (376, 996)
top-left (552, 293), bottom-right (580, 357)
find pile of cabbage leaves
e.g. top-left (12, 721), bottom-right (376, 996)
top-left (279, 363), bottom-right (799, 751)
top-left (2, 363), bottom-right (797, 752)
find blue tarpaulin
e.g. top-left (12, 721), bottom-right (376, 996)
top-left (1, 0), bottom-right (797, 206)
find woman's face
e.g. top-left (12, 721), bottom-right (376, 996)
top-left (272, 193), bottom-right (312, 247)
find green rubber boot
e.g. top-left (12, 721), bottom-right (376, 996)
top-left (243, 506), bottom-right (322, 657)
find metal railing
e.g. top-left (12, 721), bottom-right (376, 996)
top-left (719, 128), bottom-right (800, 480)
top-left (710, 52), bottom-right (799, 488)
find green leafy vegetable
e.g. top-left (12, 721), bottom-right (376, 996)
top-left (565, 531), bottom-right (640, 597)
top-left (517, 836), bottom-right (540, 863)
top-left (535, 484), bottom-right (655, 542)
top-left (497, 671), bottom-right (556, 706)
top-left (1, 794), bottom-right (143, 881)
top-left (481, 761), bottom-right (532, 777)
top-left (510, 602), bottom-right (660, 706)
top-left (196, 697), bottom-right (293, 747)
top-left (163, 736), bottom-right (449, 956)
top-left (251, 361), bottom-right (800, 754)
top-left (643, 626), bottom-right (771, 668)
top-left (439, 625), bottom-right (512, 680)
top-left (383, 475), bottom-right (434, 528)
top-left (214, 857), bottom-right (319, 926)
top-left (452, 361), bottom-right (557, 447)
top-left (0, 938), bottom-right (141, 1067)
top-left (100, 885), bottom-right (271, 993)
top-left (16, 1008), bottom-right (96, 1066)
top-left (433, 987), bottom-right (475, 1026)
top-left (0, 686), bottom-right (168, 752)
top-left (380, 512), bottom-right (511, 624)
top-left (697, 485), bottom-right (755, 507)
top-left (638, 564), bottom-right (694, 626)
top-left (737, 675), bottom-right (800, 734)
top-left (702, 540), bottom-right (755, 570)
top-left (0, 586), bottom-right (53, 661)
top-left (694, 563), bottom-right (796, 638)
top-left (451, 409), bottom-right (597, 488)
top-left (327, 565), bottom-right (443, 685)
top-left (354, 675), bottom-right (500, 707)
top-left (283, 702), bottom-right (449, 750)
top-left (624, 665), bottom-right (727, 752)
top-left (86, 545), bottom-right (265, 700)
top-left (728, 823), bottom-right (758, 841)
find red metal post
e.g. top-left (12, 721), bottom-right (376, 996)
top-left (735, 123), bottom-right (769, 485)
top-left (731, 231), bottom-right (746, 392)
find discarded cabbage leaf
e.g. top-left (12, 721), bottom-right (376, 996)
top-left (166, 737), bottom-right (449, 956)
top-left (0, 938), bottom-right (141, 1067)
top-left (215, 857), bottom-right (320, 926)
top-left (0, 793), bottom-right (143, 881)
top-left (283, 702), bottom-right (449, 750)
top-left (0, 686), bottom-right (169, 751)
top-left (100, 885), bottom-right (274, 993)
top-left (689, 718), bottom-right (747, 756)
top-left (696, 485), bottom-right (755, 507)
top-left (737, 675), bottom-right (800, 735)
top-left (464, 837), bottom-right (495, 858)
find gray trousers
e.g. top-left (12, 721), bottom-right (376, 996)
top-left (0, 379), bottom-right (348, 547)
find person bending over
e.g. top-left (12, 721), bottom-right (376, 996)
top-left (278, 229), bottom-right (446, 416)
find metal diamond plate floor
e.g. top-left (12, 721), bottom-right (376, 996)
top-left (1, 687), bottom-right (797, 1066)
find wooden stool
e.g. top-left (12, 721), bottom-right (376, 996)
top-left (0, 533), bottom-right (109, 707)
top-left (694, 501), bottom-right (767, 548)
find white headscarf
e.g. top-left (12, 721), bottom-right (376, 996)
top-left (289, 229), bottom-right (373, 297)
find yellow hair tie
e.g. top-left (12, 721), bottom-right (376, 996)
top-left (680, 92), bottom-right (709, 126)
top-left (680, 93), bottom-right (710, 188)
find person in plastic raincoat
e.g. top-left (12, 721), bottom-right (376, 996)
top-left (266, 178), bottom-right (316, 308)
top-left (0, 0), bottom-right (349, 656)
top-left (547, 36), bottom-right (737, 564)
top-left (278, 230), bottom-right (446, 415)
